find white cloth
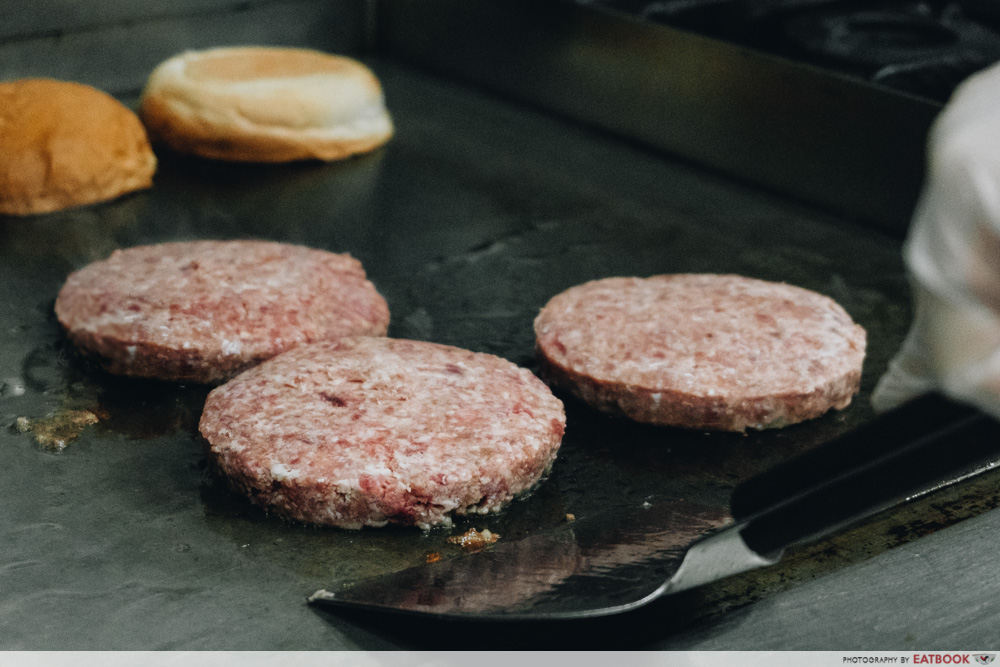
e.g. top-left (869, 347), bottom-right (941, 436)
top-left (873, 61), bottom-right (1000, 420)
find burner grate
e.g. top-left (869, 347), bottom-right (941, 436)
top-left (583, 0), bottom-right (1000, 101)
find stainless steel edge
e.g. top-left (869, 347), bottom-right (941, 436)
top-left (663, 526), bottom-right (782, 595)
top-left (375, 0), bottom-right (943, 235)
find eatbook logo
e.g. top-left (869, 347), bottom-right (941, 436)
top-left (974, 656), bottom-right (995, 665)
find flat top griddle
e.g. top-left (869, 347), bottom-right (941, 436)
top-left (0, 58), bottom-right (986, 650)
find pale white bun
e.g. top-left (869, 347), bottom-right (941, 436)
top-left (0, 79), bottom-right (156, 216)
top-left (139, 46), bottom-right (394, 163)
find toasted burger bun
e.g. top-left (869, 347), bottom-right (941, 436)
top-left (0, 79), bottom-right (156, 216)
top-left (139, 46), bottom-right (394, 163)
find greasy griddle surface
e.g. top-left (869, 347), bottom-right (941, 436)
top-left (0, 59), bottom-right (911, 649)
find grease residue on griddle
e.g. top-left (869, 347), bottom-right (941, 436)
top-left (13, 409), bottom-right (101, 451)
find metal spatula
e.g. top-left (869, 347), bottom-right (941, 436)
top-left (308, 394), bottom-right (999, 620)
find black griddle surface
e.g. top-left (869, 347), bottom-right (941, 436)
top-left (0, 59), bottom-right (917, 649)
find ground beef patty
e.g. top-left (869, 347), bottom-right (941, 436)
top-left (199, 337), bottom-right (566, 529)
top-left (55, 240), bottom-right (389, 383)
top-left (534, 274), bottom-right (866, 432)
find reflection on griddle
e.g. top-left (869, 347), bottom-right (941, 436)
top-left (315, 497), bottom-right (730, 618)
top-left (197, 466), bottom-right (575, 584)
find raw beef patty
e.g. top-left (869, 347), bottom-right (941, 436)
top-left (55, 240), bottom-right (389, 383)
top-left (199, 337), bottom-right (566, 529)
top-left (534, 274), bottom-right (866, 431)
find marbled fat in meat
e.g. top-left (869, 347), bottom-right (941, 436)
top-left (199, 337), bottom-right (566, 529)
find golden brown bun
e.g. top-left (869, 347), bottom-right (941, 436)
top-left (139, 47), bottom-right (394, 163)
top-left (0, 79), bottom-right (157, 216)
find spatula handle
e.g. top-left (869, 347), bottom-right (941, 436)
top-left (730, 393), bottom-right (1000, 557)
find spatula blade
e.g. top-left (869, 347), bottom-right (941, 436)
top-left (308, 497), bottom-right (730, 620)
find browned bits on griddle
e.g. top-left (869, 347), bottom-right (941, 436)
top-left (14, 410), bottom-right (100, 451)
top-left (447, 528), bottom-right (500, 551)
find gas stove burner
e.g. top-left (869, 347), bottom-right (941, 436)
top-left (872, 51), bottom-right (989, 98)
top-left (581, 0), bottom-right (1000, 101)
top-left (779, 10), bottom-right (959, 71)
top-left (774, 4), bottom-right (1000, 79)
top-left (773, 4), bottom-right (1000, 98)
